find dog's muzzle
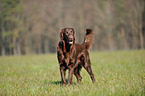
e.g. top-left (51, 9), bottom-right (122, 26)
top-left (68, 35), bottom-right (73, 44)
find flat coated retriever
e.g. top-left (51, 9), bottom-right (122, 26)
top-left (57, 27), bottom-right (96, 85)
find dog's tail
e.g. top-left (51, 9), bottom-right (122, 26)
top-left (82, 29), bottom-right (94, 50)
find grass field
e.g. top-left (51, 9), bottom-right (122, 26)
top-left (0, 50), bottom-right (145, 96)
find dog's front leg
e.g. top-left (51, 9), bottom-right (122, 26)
top-left (68, 67), bottom-right (74, 85)
top-left (60, 66), bottom-right (66, 86)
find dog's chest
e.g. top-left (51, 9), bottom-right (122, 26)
top-left (64, 53), bottom-right (74, 67)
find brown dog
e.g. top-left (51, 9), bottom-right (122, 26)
top-left (57, 27), bottom-right (96, 85)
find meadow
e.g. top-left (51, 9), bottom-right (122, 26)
top-left (0, 50), bottom-right (144, 96)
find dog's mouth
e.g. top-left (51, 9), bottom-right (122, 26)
top-left (68, 40), bottom-right (73, 44)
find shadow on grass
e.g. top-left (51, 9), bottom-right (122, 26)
top-left (49, 81), bottom-right (62, 85)
top-left (48, 79), bottom-right (77, 85)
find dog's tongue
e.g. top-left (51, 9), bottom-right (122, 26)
top-left (69, 41), bottom-right (73, 44)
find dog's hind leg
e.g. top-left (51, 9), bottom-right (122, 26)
top-left (83, 59), bottom-right (96, 83)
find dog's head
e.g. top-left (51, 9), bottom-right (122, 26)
top-left (59, 27), bottom-right (75, 45)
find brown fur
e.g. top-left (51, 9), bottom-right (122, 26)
top-left (57, 27), bottom-right (96, 85)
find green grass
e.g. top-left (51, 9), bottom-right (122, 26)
top-left (0, 50), bottom-right (145, 96)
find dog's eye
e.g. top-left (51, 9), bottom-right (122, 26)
top-left (66, 32), bottom-right (68, 34)
top-left (70, 31), bottom-right (73, 33)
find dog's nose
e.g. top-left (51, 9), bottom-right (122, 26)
top-left (68, 35), bottom-right (73, 39)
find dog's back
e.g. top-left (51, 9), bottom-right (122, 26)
top-left (74, 29), bottom-right (94, 55)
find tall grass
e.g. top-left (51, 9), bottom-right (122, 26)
top-left (0, 50), bottom-right (144, 96)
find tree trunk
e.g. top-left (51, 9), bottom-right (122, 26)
top-left (79, 2), bottom-right (84, 43)
top-left (142, 0), bottom-right (145, 48)
top-left (108, 28), bottom-right (112, 50)
top-left (140, 31), bottom-right (144, 49)
top-left (1, 22), bottom-right (6, 56)
top-left (17, 41), bottom-right (21, 55)
top-left (44, 39), bottom-right (49, 53)
top-left (121, 26), bottom-right (128, 49)
top-left (131, 21), bottom-right (136, 49)
top-left (13, 36), bottom-right (17, 55)
top-left (2, 46), bottom-right (5, 56)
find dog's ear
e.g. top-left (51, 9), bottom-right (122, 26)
top-left (59, 29), bottom-right (64, 40)
top-left (71, 28), bottom-right (76, 40)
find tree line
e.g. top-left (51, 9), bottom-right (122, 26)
top-left (0, 0), bottom-right (145, 55)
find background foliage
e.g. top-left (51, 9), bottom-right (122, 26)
top-left (0, 0), bottom-right (145, 55)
